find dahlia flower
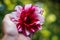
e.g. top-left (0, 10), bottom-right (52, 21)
top-left (11, 4), bottom-right (44, 37)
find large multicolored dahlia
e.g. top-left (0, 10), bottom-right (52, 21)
top-left (11, 4), bottom-right (44, 36)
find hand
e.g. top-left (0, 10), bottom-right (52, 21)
top-left (2, 14), bottom-right (31, 40)
top-left (2, 14), bottom-right (18, 36)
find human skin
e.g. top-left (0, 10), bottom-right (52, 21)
top-left (2, 14), bottom-right (31, 40)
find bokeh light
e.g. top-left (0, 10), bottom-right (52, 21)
top-left (51, 35), bottom-right (58, 40)
top-left (46, 14), bottom-right (56, 23)
top-left (20, 0), bottom-right (33, 4)
top-left (4, 0), bottom-right (16, 10)
top-left (40, 29), bottom-right (51, 38)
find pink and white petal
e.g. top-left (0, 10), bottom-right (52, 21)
top-left (15, 5), bottom-right (22, 13)
top-left (11, 12), bottom-right (20, 21)
top-left (38, 26), bottom-right (42, 30)
top-left (35, 7), bottom-right (44, 15)
top-left (18, 25), bottom-right (22, 32)
top-left (18, 28), bottom-right (22, 32)
top-left (11, 12), bottom-right (17, 19)
top-left (39, 8), bottom-right (44, 15)
top-left (39, 15), bottom-right (44, 25)
top-left (30, 28), bottom-right (35, 32)
top-left (34, 14), bottom-right (44, 25)
top-left (25, 30), bottom-right (30, 36)
top-left (35, 21), bottom-right (40, 24)
top-left (24, 4), bottom-right (32, 10)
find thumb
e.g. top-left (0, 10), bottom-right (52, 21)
top-left (3, 14), bottom-right (18, 36)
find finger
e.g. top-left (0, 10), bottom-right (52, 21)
top-left (2, 14), bottom-right (18, 35)
top-left (3, 14), bottom-right (12, 22)
top-left (18, 34), bottom-right (31, 40)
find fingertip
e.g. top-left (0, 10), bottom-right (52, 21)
top-left (5, 14), bottom-right (12, 18)
top-left (3, 14), bottom-right (12, 22)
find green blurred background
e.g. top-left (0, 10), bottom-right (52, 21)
top-left (0, 0), bottom-right (60, 40)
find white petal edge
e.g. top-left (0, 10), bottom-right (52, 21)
top-left (25, 30), bottom-right (30, 35)
top-left (25, 4), bottom-right (32, 10)
top-left (15, 5), bottom-right (22, 13)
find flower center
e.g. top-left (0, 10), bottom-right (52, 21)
top-left (25, 16), bottom-right (31, 24)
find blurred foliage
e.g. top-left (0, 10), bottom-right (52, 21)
top-left (0, 0), bottom-right (60, 40)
